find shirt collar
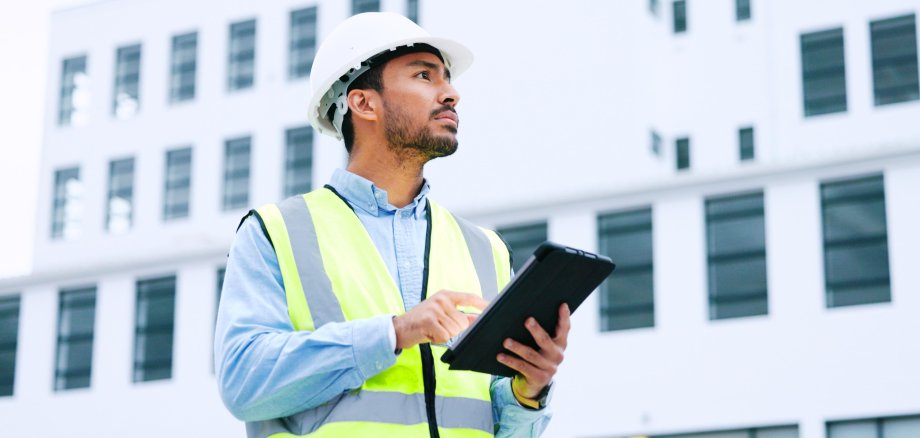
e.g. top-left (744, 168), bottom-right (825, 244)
top-left (329, 168), bottom-right (430, 219)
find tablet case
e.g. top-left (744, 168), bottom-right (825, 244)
top-left (440, 241), bottom-right (615, 377)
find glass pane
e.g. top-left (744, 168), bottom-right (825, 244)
top-left (825, 242), bottom-right (890, 285)
top-left (827, 420), bottom-right (876, 438)
top-left (884, 416), bottom-right (920, 438)
top-left (708, 215), bottom-right (765, 256)
top-left (756, 428), bottom-right (800, 438)
top-left (709, 255), bottom-right (768, 298)
top-left (823, 199), bottom-right (887, 241)
top-left (603, 229), bottom-right (653, 266)
top-left (828, 283), bottom-right (891, 307)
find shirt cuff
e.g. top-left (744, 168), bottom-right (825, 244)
top-left (351, 315), bottom-right (400, 381)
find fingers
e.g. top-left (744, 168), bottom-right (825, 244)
top-left (503, 338), bottom-right (554, 371)
top-left (433, 290), bottom-right (489, 311)
top-left (555, 303), bottom-right (571, 348)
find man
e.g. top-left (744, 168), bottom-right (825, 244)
top-left (215, 12), bottom-right (570, 437)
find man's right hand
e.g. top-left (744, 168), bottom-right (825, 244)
top-left (392, 290), bottom-right (489, 350)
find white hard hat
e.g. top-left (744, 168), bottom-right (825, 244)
top-left (308, 12), bottom-right (473, 140)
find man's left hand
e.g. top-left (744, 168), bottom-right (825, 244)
top-left (497, 303), bottom-right (570, 400)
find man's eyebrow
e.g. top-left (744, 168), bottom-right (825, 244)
top-left (406, 59), bottom-right (451, 80)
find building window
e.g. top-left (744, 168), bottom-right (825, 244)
top-left (820, 174), bottom-right (890, 308)
top-left (657, 425), bottom-right (798, 438)
top-left (675, 137), bottom-right (690, 170)
top-left (54, 286), bottom-right (96, 391)
top-left (51, 167), bottom-right (83, 240)
top-left (352, 0), bottom-right (380, 15)
top-left (223, 136), bottom-right (252, 210)
top-left (598, 208), bottom-right (654, 331)
top-left (58, 55), bottom-right (89, 126)
top-left (289, 7), bottom-right (317, 79)
top-left (216, 267), bottom-right (226, 313)
top-left (113, 44), bottom-right (141, 118)
top-left (284, 126), bottom-right (313, 197)
top-left (406, 0), bottom-right (419, 23)
top-left (650, 130), bottom-right (662, 156)
top-left (672, 0), bottom-right (687, 33)
top-left (739, 126), bottom-right (755, 161)
top-left (649, 0), bottom-right (659, 17)
top-left (705, 192), bottom-right (768, 320)
top-left (735, 0), bottom-right (751, 21)
top-left (870, 14), bottom-right (919, 106)
top-left (134, 276), bottom-right (176, 382)
top-left (106, 157), bottom-right (135, 233)
top-left (497, 222), bottom-right (548, 273)
top-left (169, 32), bottom-right (198, 103)
top-left (828, 414), bottom-right (920, 438)
top-left (801, 28), bottom-right (847, 117)
top-left (228, 19), bottom-right (257, 91)
top-left (164, 147), bottom-right (192, 221)
top-left (0, 295), bottom-right (20, 397)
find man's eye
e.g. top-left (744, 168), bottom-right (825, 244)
top-left (416, 71), bottom-right (430, 80)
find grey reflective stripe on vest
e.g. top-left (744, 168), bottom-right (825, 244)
top-left (453, 216), bottom-right (499, 301)
top-left (276, 195), bottom-right (345, 327)
top-left (247, 391), bottom-right (493, 437)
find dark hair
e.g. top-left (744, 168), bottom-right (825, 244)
top-left (327, 44), bottom-right (445, 153)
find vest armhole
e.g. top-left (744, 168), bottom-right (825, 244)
top-left (238, 209), bottom-right (275, 251)
top-left (492, 229), bottom-right (514, 273)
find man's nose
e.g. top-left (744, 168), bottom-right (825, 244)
top-left (440, 81), bottom-right (460, 107)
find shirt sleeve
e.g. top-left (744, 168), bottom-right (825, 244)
top-left (214, 216), bottom-right (399, 422)
top-left (491, 376), bottom-right (553, 437)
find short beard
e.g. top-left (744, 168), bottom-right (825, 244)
top-left (383, 101), bottom-right (458, 162)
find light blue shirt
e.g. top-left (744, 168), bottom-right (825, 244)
top-left (215, 168), bottom-right (551, 436)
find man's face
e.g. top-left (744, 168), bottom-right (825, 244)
top-left (378, 51), bottom-right (461, 160)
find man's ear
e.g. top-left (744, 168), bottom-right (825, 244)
top-left (347, 89), bottom-right (379, 123)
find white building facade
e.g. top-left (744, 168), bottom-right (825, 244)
top-left (1, 0), bottom-right (919, 437)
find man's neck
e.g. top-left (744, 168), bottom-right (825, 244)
top-left (346, 146), bottom-right (427, 208)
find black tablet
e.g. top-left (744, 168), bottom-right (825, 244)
top-left (440, 241), bottom-right (615, 377)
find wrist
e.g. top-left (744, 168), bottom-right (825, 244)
top-left (511, 376), bottom-right (549, 410)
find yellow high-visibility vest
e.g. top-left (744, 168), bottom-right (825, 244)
top-left (245, 187), bottom-right (511, 438)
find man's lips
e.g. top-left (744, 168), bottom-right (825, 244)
top-left (434, 112), bottom-right (459, 125)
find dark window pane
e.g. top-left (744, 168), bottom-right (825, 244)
top-left (736, 0), bottom-right (751, 21)
top-left (289, 8), bottom-right (317, 79)
top-left (133, 276), bottom-right (176, 382)
top-left (284, 126), bottom-right (313, 197)
top-left (821, 174), bottom-right (890, 308)
top-left (870, 14), bottom-right (919, 105)
top-left (223, 137), bottom-right (251, 210)
top-left (113, 44), bottom-right (141, 118)
top-left (676, 137), bottom-right (690, 170)
top-left (164, 147), bottom-right (192, 221)
top-left (497, 222), bottom-right (548, 273)
top-left (598, 207), bottom-right (654, 331)
top-left (828, 414), bottom-right (920, 438)
top-left (352, 0), bottom-right (379, 15)
top-left (651, 130), bottom-right (662, 156)
top-left (170, 32), bottom-right (197, 102)
top-left (673, 0), bottom-right (687, 33)
top-left (58, 55), bottom-right (88, 126)
top-left (739, 126), bottom-right (754, 161)
top-left (801, 28), bottom-right (847, 116)
top-left (51, 167), bottom-right (82, 240)
top-left (705, 192), bottom-right (768, 320)
top-left (406, 0), bottom-right (419, 23)
top-left (106, 158), bottom-right (135, 233)
top-left (228, 19), bottom-right (256, 91)
top-left (0, 295), bottom-right (21, 397)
